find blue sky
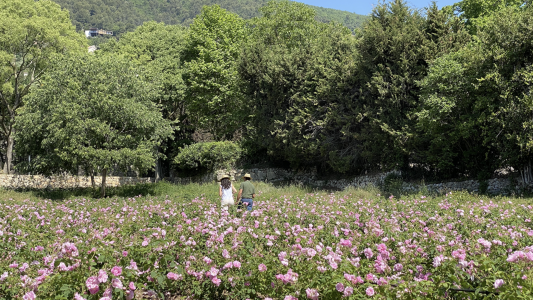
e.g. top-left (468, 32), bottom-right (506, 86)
top-left (296, 0), bottom-right (458, 15)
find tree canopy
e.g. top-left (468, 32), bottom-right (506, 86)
top-left (0, 0), bottom-right (85, 173)
top-left (16, 53), bottom-right (173, 196)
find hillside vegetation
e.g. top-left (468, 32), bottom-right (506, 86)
top-left (52, 0), bottom-right (367, 35)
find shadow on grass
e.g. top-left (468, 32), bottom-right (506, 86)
top-left (8, 181), bottom-right (188, 201)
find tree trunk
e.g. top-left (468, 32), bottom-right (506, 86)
top-left (155, 156), bottom-right (162, 182)
top-left (2, 133), bottom-right (14, 174)
top-left (90, 170), bottom-right (95, 189)
top-left (100, 168), bottom-right (107, 198)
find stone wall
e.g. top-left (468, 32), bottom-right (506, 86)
top-left (0, 174), bottom-right (152, 189)
top-left (0, 169), bottom-right (530, 195)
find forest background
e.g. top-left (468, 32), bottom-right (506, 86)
top-left (1, 0), bottom-right (533, 193)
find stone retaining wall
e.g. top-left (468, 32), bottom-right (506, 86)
top-left (1, 169), bottom-right (530, 195)
top-left (0, 174), bottom-right (152, 189)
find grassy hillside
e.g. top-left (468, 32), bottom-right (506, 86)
top-left (52, 0), bottom-right (368, 36)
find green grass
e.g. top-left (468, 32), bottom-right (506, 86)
top-left (0, 180), bottom-right (378, 202)
top-left (1, 180), bottom-right (531, 204)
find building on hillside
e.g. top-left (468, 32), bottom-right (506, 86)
top-left (84, 28), bottom-right (113, 37)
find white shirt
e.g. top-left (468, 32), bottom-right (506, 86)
top-left (220, 185), bottom-right (233, 201)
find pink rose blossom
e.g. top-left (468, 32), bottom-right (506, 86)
top-left (343, 286), bottom-right (354, 297)
top-left (112, 278), bottom-right (123, 289)
top-left (306, 288), bottom-right (319, 300)
top-left (366, 286), bottom-right (375, 296)
top-left (22, 291), bottom-right (36, 300)
top-left (98, 269), bottom-right (108, 283)
top-left (167, 272), bottom-right (183, 281)
top-left (111, 266), bottom-right (122, 276)
top-left (494, 279), bottom-right (504, 289)
top-left (74, 293), bottom-right (86, 300)
top-left (258, 264), bottom-right (267, 272)
top-left (336, 282), bottom-right (345, 292)
top-left (86, 276), bottom-right (99, 294)
top-left (211, 277), bottom-right (221, 286)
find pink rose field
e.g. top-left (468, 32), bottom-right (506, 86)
top-left (0, 189), bottom-right (532, 299)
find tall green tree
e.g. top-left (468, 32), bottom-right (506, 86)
top-left (15, 53), bottom-right (173, 197)
top-left (418, 5), bottom-right (533, 181)
top-left (239, 0), bottom-right (359, 171)
top-left (101, 21), bottom-right (188, 180)
top-left (353, 0), bottom-right (470, 171)
top-left (453, 0), bottom-right (526, 31)
top-left (183, 5), bottom-right (248, 140)
top-left (0, 0), bottom-right (85, 173)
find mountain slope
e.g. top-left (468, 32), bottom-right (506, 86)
top-left (52, 0), bottom-right (368, 36)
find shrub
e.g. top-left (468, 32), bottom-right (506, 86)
top-left (173, 141), bottom-right (242, 172)
top-left (383, 172), bottom-right (403, 198)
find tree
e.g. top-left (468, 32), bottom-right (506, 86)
top-left (0, 0), bottom-right (85, 173)
top-left (15, 53), bottom-right (173, 197)
top-left (453, 0), bottom-right (526, 31)
top-left (183, 5), bottom-right (249, 140)
top-left (418, 5), bottom-right (533, 181)
top-left (353, 0), bottom-right (469, 171)
top-left (101, 21), bottom-right (188, 180)
top-left (239, 0), bottom-right (359, 172)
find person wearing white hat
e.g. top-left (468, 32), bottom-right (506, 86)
top-left (219, 174), bottom-right (237, 211)
top-left (238, 173), bottom-right (255, 211)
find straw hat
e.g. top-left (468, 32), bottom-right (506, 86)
top-left (242, 173), bottom-right (252, 179)
top-left (220, 174), bottom-right (230, 181)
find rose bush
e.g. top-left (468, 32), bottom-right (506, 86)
top-left (0, 190), bottom-right (532, 299)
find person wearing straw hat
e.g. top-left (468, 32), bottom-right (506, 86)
top-left (238, 173), bottom-right (255, 211)
top-left (219, 174), bottom-right (237, 211)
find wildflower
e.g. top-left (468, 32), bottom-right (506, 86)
top-left (343, 286), bottom-right (354, 297)
top-left (340, 239), bottom-right (352, 247)
top-left (103, 287), bottom-right (112, 297)
top-left (112, 278), bottom-right (123, 289)
top-left (211, 277), bottom-right (221, 286)
top-left (364, 248), bottom-right (374, 259)
top-left (129, 282), bottom-right (136, 290)
top-left (306, 288), bottom-right (319, 300)
top-left (394, 263), bottom-right (403, 272)
top-left (258, 264), bottom-right (267, 272)
top-left (203, 256), bottom-right (213, 264)
top-left (336, 282), bottom-right (345, 292)
top-left (233, 261), bottom-right (241, 269)
top-left (494, 279), bottom-right (504, 289)
top-left (110, 266), bottom-right (122, 276)
top-left (366, 286), bottom-right (375, 296)
top-left (74, 293), bottom-right (86, 300)
top-left (22, 291), bottom-right (36, 300)
top-left (167, 272), bottom-right (182, 281)
top-left (98, 269), bottom-right (108, 283)
top-left (86, 276), bottom-right (99, 294)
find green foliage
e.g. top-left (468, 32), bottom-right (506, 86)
top-left (15, 53), bottom-right (173, 195)
top-left (382, 172), bottom-right (404, 198)
top-left (183, 5), bottom-right (248, 140)
top-left (239, 0), bottom-right (359, 172)
top-left (417, 5), bottom-right (533, 177)
top-left (352, 0), bottom-right (470, 171)
top-left (101, 21), bottom-right (188, 122)
top-left (173, 141), bottom-right (242, 172)
top-left (453, 0), bottom-right (526, 31)
top-left (0, 0), bottom-right (85, 172)
top-left (51, 0), bottom-right (368, 36)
